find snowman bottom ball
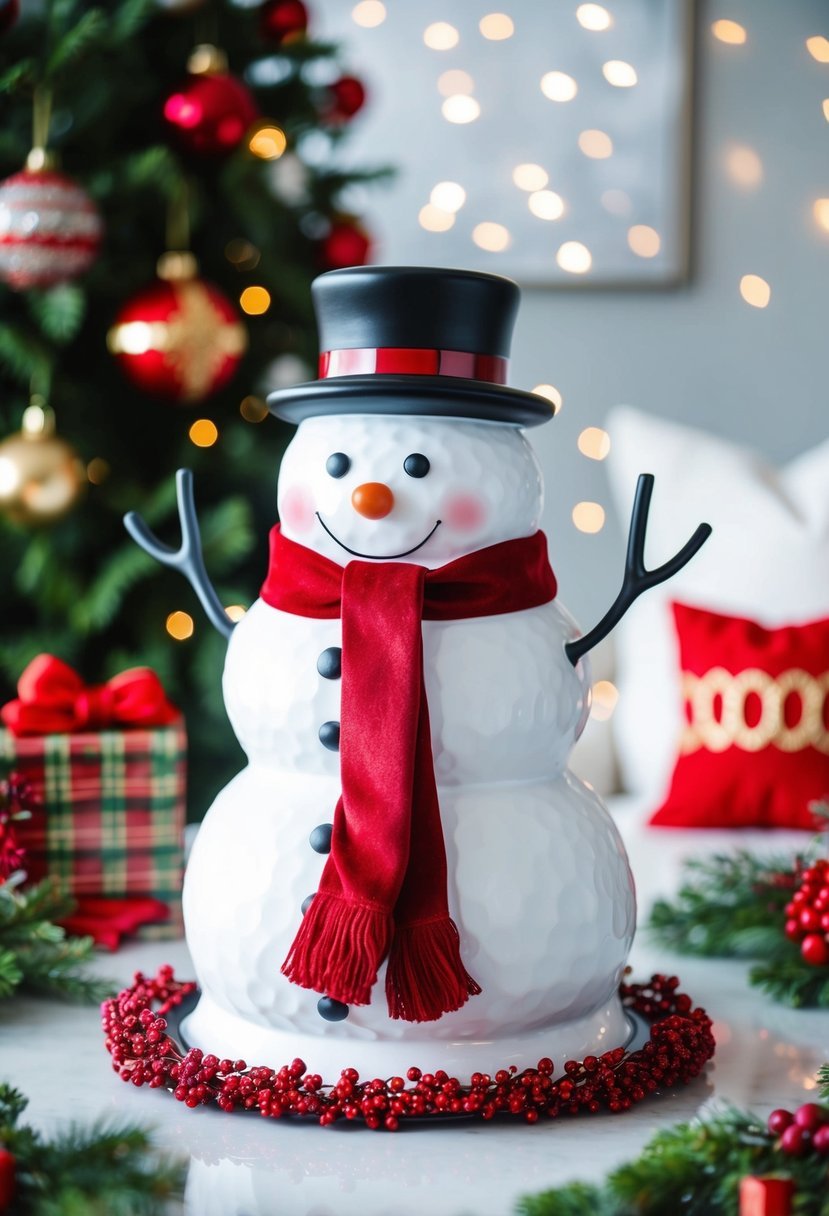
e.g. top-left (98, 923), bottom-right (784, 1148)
top-left (183, 766), bottom-right (636, 1078)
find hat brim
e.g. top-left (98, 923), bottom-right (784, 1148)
top-left (267, 375), bottom-right (554, 428)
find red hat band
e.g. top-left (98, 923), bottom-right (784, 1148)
top-left (318, 346), bottom-right (509, 385)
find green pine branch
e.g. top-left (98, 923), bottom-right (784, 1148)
top-left (27, 286), bottom-right (87, 345)
top-left (0, 1082), bottom-right (183, 1216)
top-left (0, 876), bottom-right (111, 1003)
top-left (649, 851), bottom-right (800, 957)
top-left (648, 851), bottom-right (829, 1008)
top-left (750, 957), bottom-right (829, 1009)
top-left (0, 325), bottom-right (52, 387)
top-left (0, 59), bottom-right (37, 92)
top-left (44, 9), bottom-right (109, 79)
top-left (520, 1104), bottom-right (829, 1216)
top-left (199, 497), bottom-right (256, 573)
top-left (69, 543), bottom-right (157, 633)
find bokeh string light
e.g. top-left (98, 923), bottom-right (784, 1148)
top-left (712, 19), bottom-right (747, 45)
top-left (739, 274), bottom-right (771, 309)
top-left (576, 5), bottom-right (612, 32)
top-left (351, 1), bottom-right (386, 28)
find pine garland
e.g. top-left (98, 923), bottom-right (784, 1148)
top-left (519, 1068), bottom-right (829, 1216)
top-left (0, 774), bottom-right (109, 1004)
top-left (0, 873), bottom-right (111, 1004)
top-left (0, 1081), bottom-right (183, 1215)
top-left (648, 836), bottom-right (829, 1008)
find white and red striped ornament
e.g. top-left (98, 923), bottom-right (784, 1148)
top-left (0, 167), bottom-right (103, 290)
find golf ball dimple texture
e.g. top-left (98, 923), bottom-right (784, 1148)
top-left (183, 412), bottom-right (638, 1070)
top-left (277, 413), bottom-right (545, 568)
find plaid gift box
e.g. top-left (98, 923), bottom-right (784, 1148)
top-left (0, 719), bottom-right (186, 940)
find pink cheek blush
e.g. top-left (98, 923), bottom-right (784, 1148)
top-left (442, 491), bottom-right (488, 533)
top-left (280, 485), bottom-right (316, 534)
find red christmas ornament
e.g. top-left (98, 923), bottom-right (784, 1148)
top-left (0, 165), bottom-right (102, 290)
top-left (108, 252), bottom-right (247, 403)
top-left (324, 76), bottom-right (367, 123)
top-left (260, 0), bottom-right (308, 44)
top-left (782, 859), bottom-right (829, 967)
top-left (163, 46), bottom-right (259, 158)
top-left (0, 1148), bottom-right (15, 1212)
top-left (319, 221), bottom-right (372, 271)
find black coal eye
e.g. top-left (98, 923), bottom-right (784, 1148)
top-left (403, 453), bottom-right (430, 478)
top-left (326, 452), bottom-right (351, 478)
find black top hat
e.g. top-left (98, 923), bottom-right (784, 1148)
top-left (266, 266), bottom-right (554, 428)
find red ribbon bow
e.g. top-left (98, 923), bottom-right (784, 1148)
top-left (0, 655), bottom-right (179, 736)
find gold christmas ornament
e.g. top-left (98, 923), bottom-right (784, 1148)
top-left (0, 404), bottom-right (86, 526)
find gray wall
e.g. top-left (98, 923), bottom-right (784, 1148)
top-left (521, 0), bottom-right (829, 626)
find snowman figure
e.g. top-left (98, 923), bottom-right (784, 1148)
top-left (126, 266), bottom-right (709, 1079)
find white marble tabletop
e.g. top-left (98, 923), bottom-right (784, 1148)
top-left (2, 935), bottom-right (828, 1216)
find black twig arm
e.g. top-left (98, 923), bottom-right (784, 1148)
top-left (123, 468), bottom-right (234, 641)
top-left (565, 473), bottom-right (711, 667)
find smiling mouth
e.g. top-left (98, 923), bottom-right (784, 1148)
top-left (315, 513), bottom-right (442, 560)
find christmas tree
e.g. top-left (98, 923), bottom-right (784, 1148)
top-left (0, 0), bottom-right (384, 816)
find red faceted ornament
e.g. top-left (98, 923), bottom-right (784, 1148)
top-left (260, 0), bottom-right (308, 43)
top-left (163, 50), bottom-right (259, 157)
top-left (0, 1148), bottom-right (15, 1211)
top-left (319, 221), bottom-right (372, 271)
top-left (108, 254), bottom-right (247, 403)
top-left (324, 76), bottom-right (367, 123)
top-left (0, 167), bottom-right (102, 290)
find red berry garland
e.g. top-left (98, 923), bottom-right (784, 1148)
top-left (101, 968), bottom-right (715, 1130)
top-left (783, 859), bottom-right (829, 967)
top-left (768, 1102), bottom-right (829, 1156)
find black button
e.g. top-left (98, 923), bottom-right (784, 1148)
top-left (301, 893), bottom-right (315, 915)
top-left (309, 823), bottom-right (333, 854)
top-left (317, 647), bottom-right (342, 680)
top-left (318, 720), bottom-right (340, 751)
top-left (318, 996), bottom-right (349, 1022)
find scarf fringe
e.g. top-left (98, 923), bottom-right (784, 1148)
top-left (281, 893), bottom-right (393, 1007)
top-left (385, 918), bottom-right (482, 1023)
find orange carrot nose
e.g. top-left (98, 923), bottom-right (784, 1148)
top-left (351, 482), bottom-right (395, 519)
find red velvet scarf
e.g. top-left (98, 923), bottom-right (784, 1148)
top-left (260, 527), bottom-right (557, 1022)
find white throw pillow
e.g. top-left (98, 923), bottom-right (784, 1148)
top-left (605, 406), bottom-right (829, 802)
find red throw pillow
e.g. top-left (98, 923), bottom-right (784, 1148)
top-left (650, 603), bottom-right (829, 829)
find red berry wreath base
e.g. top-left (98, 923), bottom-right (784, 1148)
top-left (101, 968), bottom-right (716, 1130)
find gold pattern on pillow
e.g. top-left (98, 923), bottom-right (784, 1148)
top-left (680, 667), bottom-right (829, 755)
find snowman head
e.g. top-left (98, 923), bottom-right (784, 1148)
top-left (267, 266), bottom-right (554, 567)
top-left (277, 412), bottom-right (543, 567)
